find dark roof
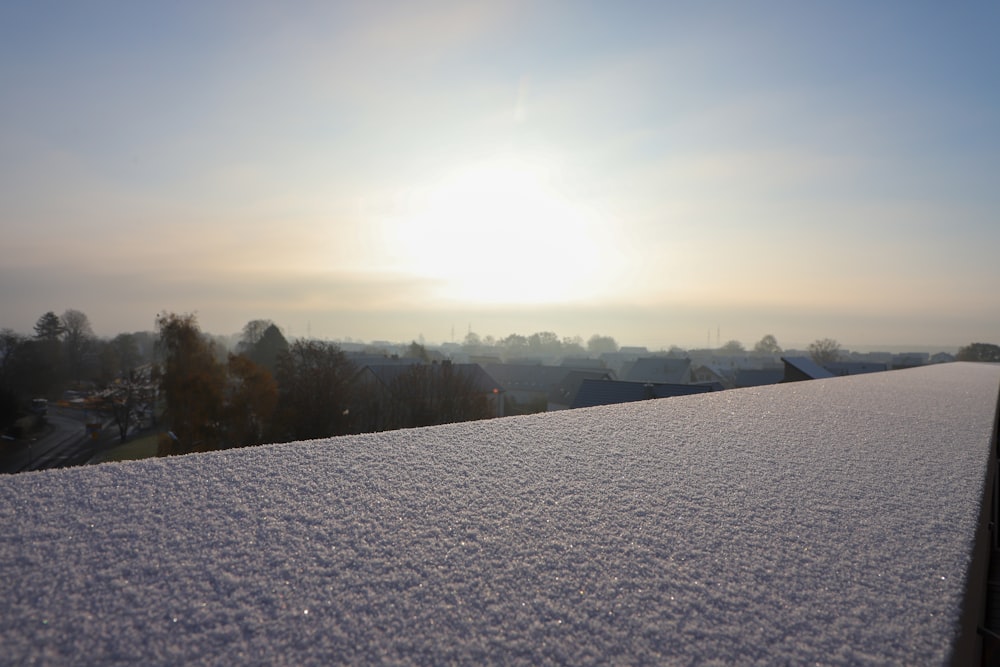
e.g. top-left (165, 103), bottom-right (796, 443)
top-left (548, 370), bottom-right (615, 407)
top-left (781, 356), bottom-right (835, 381)
top-left (482, 363), bottom-right (572, 392)
top-left (621, 357), bottom-right (692, 383)
top-left (559, 357), bottom-right (607, 370)
top-left (360, 363), bottom-right (502, 393)
top-left (824, 361), bottom-right (889, 376)
top-left (734, 367), bottom-right (785, 387)
top-left (343, 353), bottom-right (413, 367)
top-left (571, 378), bottom-right (715, 408)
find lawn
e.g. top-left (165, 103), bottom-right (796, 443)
top-left (97, 433), bottom-right (160, 463)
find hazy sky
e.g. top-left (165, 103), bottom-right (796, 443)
top-left (2, 1), bottom-right (998, 350)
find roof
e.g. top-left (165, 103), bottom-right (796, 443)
top-left (734, 367), bottom-right (785, 387)
top-left (825, 361), bottom-right (889, 376)
top-left (482, 363), bottom-right (572, 392)
top-left (547, 370), bottom-right (615, 407)
top-left (571, 378), bottom-right (716, 409)
top-left (1, 363), bottom-right (998, 664)
top-left (781, 355), bottom-right (835, 380)
top-left (621, 357), bottom-right (692, 383)
top-left (359, 363), bottom-right (502, 394)
top-left (558, 357), bottom-right (607, 370)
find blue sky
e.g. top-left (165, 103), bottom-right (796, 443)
top-left (2, 1), bottom-right (998, 349)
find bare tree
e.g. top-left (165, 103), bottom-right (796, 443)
top-left (808, 338), bottom-right (842, 366)
top-left (238, 319), bottom-right (276, 354)
top-left (371, 363), bottom-right (492, 431)
top-left (587, 334), bottom-right (618, 355)
top-left (753, 334), bottom-right (782, 355)
top-left (240, 323), bottom-right (288, 373)
top-left (273, 340), bottom-right (355, 441)
top-left (61, 309), bottom-right (95, 381)
top-left (104, 367), bottom-right (155, 443)
top-left (719, 340), bottom-right (745, 353)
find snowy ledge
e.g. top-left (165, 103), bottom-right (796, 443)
top-left (2, 363), bottom-right (999, 665)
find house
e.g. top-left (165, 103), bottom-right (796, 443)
top-left (734, 367), bottom-right (785, 387)
top-left (691, 364), bottom-right (733, 388)
top-left (559, 357), bottom-right (607, 370)
top-left (892, 352), bottom-right (930, 369)
top-left (483, 363), bottom-right (583, 413)
top-left (824, 361), bottom-right (889, 376)
top-left (547, 370), bottom-right (616, 410)
top-left (781, 356), bottom-right (835, 382)
top-left (343, 351), bottom-right (415, 368)
top-left (621, 357), bottom-right (692, 384)
top-left (571, 378), bottom-right (716, 409)
top-left (597, 350), bottom-right (648, 376)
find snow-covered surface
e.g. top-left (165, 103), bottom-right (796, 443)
top-left (2, 363), bottom-right (998, 665)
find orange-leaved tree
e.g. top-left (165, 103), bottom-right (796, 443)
top-left (155, 312), bottom-right (226, 456)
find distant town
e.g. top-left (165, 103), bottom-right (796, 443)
top-left (2, 308), bottom-right (997, 474)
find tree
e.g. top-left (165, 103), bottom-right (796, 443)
top-left (719, 339), bottom-right (745, 353)
top-left (1, 336), bottom-right (52, 399)
top-left (29, 313), bottom-right (64, 393)
top-left (561, 335), bottom-right (586, 356)
top-left (753, 334), bottom-right (782, 355)
top-left (366, 363), bottom-right (493, 431)
top-left (104, 367), bottom-right (155, 443)
top-left (527, 331), bottom-right (561, 356)
top-left (587, 334), bottom-right (618, 355)
top-left (33, 311), bottom-right (64, 341)
top-left (0, 329), bottom-right (25, 390)
top-left (808, 338), bottom-right (842, 366)
top-left (0, 330), bottom-right (28, 430)
top-left (99, 333), bottom-right (141, 384)
top-left (155, 312), bottom-right (227, 456)
top-left (462, 331), bottom-right (482, 354)
top-left (224, 354), bottom-right (278, 447)
top-left (956, 343), bottom-right (1000, 362)
top-left (244, 323), bottom-right (288, 374)
top-left (273, 340), bottom-right (355, 441)
top-left (500, 333), bottom-right (528, 358)
top-left (237, 319), bottom-right (275, 354)
top-left (405, 340), bottom-right (430, 362)
top-left (61, 309), bottom-right (95, 381)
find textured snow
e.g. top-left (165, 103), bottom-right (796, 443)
top-left (1, 363), bottom-right (998, 665)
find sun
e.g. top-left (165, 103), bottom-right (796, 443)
top-left (384, 156), bottom-right (606, 305)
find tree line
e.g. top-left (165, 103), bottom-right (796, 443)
top-left (4, 308), bottom-right (995, 456)
top-left (0, 310), bottom-right (499, 455)
top-left (459, 330), bottom-right (619, 357)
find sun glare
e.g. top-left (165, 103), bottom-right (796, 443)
top-left (385, 157), bottom-right (605, 305)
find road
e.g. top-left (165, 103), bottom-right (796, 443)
top-left (0, 406), bottom-right (113, 474)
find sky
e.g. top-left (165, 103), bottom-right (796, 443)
top-left (1, 1), bottom-right (998, 351)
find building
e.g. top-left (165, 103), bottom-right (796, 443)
top-left (571, 378), bottom-right (717, 408)
top-left (781, 355), bottom-right (835, 381)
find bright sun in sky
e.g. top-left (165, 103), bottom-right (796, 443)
top-left (2, 2), bottom-right (999, 347)
top-left (385, 156), bottom-right (608, 306)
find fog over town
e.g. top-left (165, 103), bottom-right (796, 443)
top-left (2, 3), bottom-right (999, 352)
